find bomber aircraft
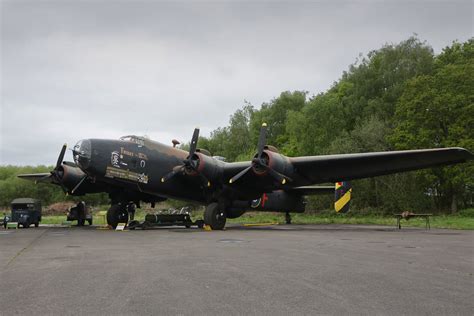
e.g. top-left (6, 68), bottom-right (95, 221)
top-left (19, 124), bottom-right (473, 229)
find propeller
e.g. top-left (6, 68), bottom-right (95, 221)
top-left (50, 144), bottom-right (70, 192)
top-left (228, 123), bottom-right (291, 185)
top-left (161, 128), bottom-right (211, 187)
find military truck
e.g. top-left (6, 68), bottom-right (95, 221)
top-left (4, 198), bottom-right (42, 228)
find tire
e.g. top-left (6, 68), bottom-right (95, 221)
top-left (87, 219), bottom-right (93, 226)
top-left (78, 219), bottom-right (85, 226)
top-left (107, 204), bottom-right (129, 229)
top-left (34, 222), bottom-right (39, 228)
top-left (204, 203), bottom-right (227, 230)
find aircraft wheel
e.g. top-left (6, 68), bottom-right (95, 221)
top-left (78, 219), bottom-right (85, 226)
top-left (204, 203), bottom-right (227, 230)
top-left (107, 204), bottom-right (129, 229)
top-left (34, 222), bottom-right (39, 228)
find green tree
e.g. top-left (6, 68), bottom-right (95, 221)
top-left (390, 40), bottom-right (474, 212)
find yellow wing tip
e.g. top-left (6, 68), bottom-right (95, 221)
top-left (262, 122), bottom-right (267, 127)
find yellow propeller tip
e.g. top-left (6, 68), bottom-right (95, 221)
top-left (282, 178), bottom-right (286, 185)
top-left (161, 178), bottom-right (165, 183)
top-left (262, 122), bottom-right (267, 127)
top-left (229, 179), bottom-right (233, 184)
top-left (207, 181), bottom-right (211, 187)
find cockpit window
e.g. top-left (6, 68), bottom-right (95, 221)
top-left (73, 139), bottom-right (92, 168)
top-left (119, 135), bottom-right (147, 146)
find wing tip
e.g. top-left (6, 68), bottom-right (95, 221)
top-left (452, 147), bottom-right (473, 160)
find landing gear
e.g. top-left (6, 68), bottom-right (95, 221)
top-left (127, 203), bottom-right (136, 221)
top-left (204, 202), bottom-right (227, 230)
top-left (107, 204), bottom-right (129, 229)
top-left (285, 212), bottom-right (292, 225)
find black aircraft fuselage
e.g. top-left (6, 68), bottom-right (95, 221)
top-left (19, 125), bottom-right (473, 230)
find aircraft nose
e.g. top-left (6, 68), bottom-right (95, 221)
top-left (73, 139), bottom-right (92, 170)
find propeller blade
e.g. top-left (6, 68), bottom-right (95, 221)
top-left (35, 174), bottom-right (52, 184)
top-left (189, 128), bottom-right (200, 157)
top-left (266, 166), bottom-right (292, 185)
top-left (229, 165), bottom-right (252, 184)
top-left (257, 123), bottom-right (267, 158)
top-left (161, 166), bottom-right (185, 183)
top-left (56, 144), bottom-right (67, 169)
top-left (71, 175), bottom-right (88, 194)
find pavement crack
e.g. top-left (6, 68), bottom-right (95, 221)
top-left (5, 228), bottom-right (49, 268)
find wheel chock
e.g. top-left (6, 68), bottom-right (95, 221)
top-left (203, 224), bottom-right (212, 231)
top-left (115, 223), bottom-right (126, 231)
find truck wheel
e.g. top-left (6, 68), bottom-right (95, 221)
top-left (204, 203), bottom-right (226, 230)
top-left (78, 219), bottom-right (85, 226)
top-left (87, 218), bottom-right (93, 226)
top-left (35, 222), bottom-right (39, 228)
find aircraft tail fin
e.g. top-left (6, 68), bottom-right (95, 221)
top-left (335, 181), bottom-right (352, 213)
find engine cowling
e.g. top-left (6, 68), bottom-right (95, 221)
top-left (253, 150), bottom-right (294, 179)
top-left (186, 152), bottom-right (224, 183)
top-left (57, 164), bottom-right (87, 191)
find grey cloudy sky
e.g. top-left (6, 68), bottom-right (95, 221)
top-left (1, 0), bottom-right (472, 165)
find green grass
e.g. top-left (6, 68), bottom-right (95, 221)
top-left (229, 212), bottom-right (474, 230)
top-left (38, 209), bottom-right (474, 230)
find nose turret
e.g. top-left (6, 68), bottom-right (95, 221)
top-left (73, 139), bottom-right (92, 170)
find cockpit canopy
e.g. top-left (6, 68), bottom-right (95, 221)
top-left (119, 135), bottom-right (148, 146)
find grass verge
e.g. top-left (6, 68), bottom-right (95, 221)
top-left (38, 209), bottom-right (474, 230)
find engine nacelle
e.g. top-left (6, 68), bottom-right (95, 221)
top-left (57, 164), bottom-right (87, 190)
top-left (253, 150), bottom-right (294, 178)
top-left (186, 152), bottom-right (224, 182)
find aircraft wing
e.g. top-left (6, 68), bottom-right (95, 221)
top-left (290, 147), bottom-right (473, 184)
top-left (17, 173), bottom-right (53, 183)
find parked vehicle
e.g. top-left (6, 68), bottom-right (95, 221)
top-left (67, 201), bottom-right (93, 226)
top-left (4, 198), bottom-right (42, 228)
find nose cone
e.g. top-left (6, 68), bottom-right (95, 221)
top-left (73, 139), bottom-right (92, 170)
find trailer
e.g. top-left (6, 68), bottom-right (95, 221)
top-left (127, 207), bottom-right (204, 230)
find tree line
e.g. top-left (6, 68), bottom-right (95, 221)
top-left (197, 37), bottom-right (473, 213)
top-left (1, 37), bottom-right (472, 213)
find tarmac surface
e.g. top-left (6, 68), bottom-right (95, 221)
top-left (0, 224), bottom-right (473, 315)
